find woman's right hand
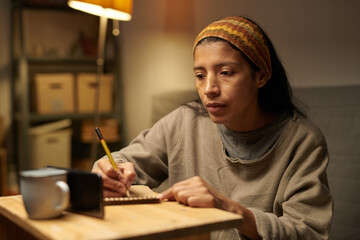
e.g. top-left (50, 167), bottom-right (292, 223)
top-left (92, 159), bottom-right (136, 197)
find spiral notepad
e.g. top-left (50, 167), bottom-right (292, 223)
top-left (103, 185), bottom-right (161, 205)
top-left (104, 196), bottom-right (160, 205)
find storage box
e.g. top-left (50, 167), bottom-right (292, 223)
top-left (76, 73), bottom-right (114, 113)
top-left (29, 129), bottom-right (72, 169)
top-left (34, 73), bottom-right (75, 114)
top-left (81, 118), bottom-right (119, 143)
top-left (29, 120), bottom-right (72, 169)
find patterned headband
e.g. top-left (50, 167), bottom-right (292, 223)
top-left (193, 16), bottom-right (272, 81)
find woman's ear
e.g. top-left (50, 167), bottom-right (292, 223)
top-left (256, 71), bottom-right (268, 88)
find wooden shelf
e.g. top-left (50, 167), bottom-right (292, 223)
top-left (10, 3), bottom-right (124, 170)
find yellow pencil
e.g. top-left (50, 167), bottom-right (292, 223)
top-left (95, 127), bottom-right (130, 197)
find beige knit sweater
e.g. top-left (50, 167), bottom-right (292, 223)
top-left (99, 102), bottom-right (333, 239)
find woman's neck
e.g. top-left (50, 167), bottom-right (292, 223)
top-left (225, 108), bottom-right (279, 133)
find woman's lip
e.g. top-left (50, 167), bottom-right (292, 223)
top-left (206, 102), bottom-right (225, 107)
top-left (205, 102), bottom-right (226, 113)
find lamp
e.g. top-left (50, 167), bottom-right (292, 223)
top-left (68, 0), bottom-right (132, 21)
top-left (68, 0), bottom-right (133, 162)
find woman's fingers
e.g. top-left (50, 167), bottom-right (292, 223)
top-left (158, 187), bottom-right (175, 201)
top-left (159, 177), bottom-right (195, 201)
top-left (159, 176), bottom-right (217, 208)
top-left (103, 187), bottom-right (124, 198)
top-left (187, 194), bottom-right (216, 208)
top-left (97, 158), bottom-right (123, 180)
top-left (92, 158), bottom-right (136, 196)
top-left (119, 162), bottom-right (136, 189)
top-left (102, 171), bottom-right (128, 194)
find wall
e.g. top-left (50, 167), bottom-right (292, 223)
top-left (1, 0), bottom-right (359, 146)
top-left (120, 0), bottom-right (197, 143)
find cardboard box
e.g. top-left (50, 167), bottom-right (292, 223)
top-left (30, 129), bottom-right (72, 169)
top-left (29, 120), bottom-right (72, 169)
top-left (28, 119), bottom-right (72, 135)
top-left (81, 118), bottom-right (119, 143)
top-left (34, 73), bottom-right (75, 114)
top-left (76, 73), bottom-right (114, 113)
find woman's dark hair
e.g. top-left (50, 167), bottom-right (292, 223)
top-left (194, 18), bottom-right (306, 118)
top-left (257, 30), bottom-right (306, 117)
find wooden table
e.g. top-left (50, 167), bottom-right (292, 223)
top-left (0, 195), bottom-right (242, 240)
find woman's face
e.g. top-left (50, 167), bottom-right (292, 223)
top-left (194, 41), bottom-right (267, 132)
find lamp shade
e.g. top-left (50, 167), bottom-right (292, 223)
top-left (68, 0), bottom-right (132, 21)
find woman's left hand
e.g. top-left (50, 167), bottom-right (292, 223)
top-left (159, 176), bottom-right (261, 240)
top-left (159, 176), bottom-right (228, 209)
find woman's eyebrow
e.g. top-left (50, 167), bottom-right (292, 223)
top-left (215, 62), bottom-right (238, 67)
top-left (193, 66), bottom-right (204, 71)
top-left (193, 62), bottom-right (238, 71)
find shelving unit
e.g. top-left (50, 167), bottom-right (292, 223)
top-left (11, 0), bottom-right (125, 170)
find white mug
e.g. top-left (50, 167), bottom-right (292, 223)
top-left (20, 168), bottom-right (69, 219)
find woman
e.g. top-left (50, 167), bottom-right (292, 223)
top-left (92, 16), bottom-right (333, 239)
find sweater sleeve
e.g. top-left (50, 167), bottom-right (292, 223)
top-left (94, 107), bottom-right (184, 188)
top-left (249, 140), bottom-right (333, 240)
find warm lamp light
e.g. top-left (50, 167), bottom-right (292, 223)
top-left (68, 0), bottom-right (132, 21)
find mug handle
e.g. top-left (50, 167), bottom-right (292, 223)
top-left (54, 181), bottom-right (70, 211)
